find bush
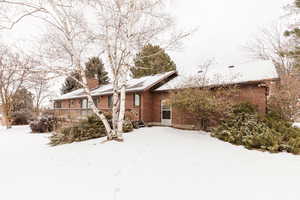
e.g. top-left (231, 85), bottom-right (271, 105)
top-left (123, 120), bottom-right (134, 132)
top-left (30, 115), bottom-right (57, 133)
top-left (170, 86), bottom-right (239, 130)
top-left (212, 103), bottom-right (300, 154)
top-left (11, 112), bottom-right (32, 125)
top-left (49, 115), bottom-right (134, 146)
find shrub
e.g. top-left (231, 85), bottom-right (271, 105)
top-left (170, 86), bottom-right (239, 130)
top-left (123, 120), bottom-right (134, 133)
top-left (49, 115), bottom-right (134, 146)
top-left (11, 112), bottom-right (32, 125)
top-left (212, 103), bottom-right (300, 154)
top-left (30, 115), bottom-right (57, 133)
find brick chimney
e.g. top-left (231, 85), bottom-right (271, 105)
top-left (87, 78), bottom-right (99, 89)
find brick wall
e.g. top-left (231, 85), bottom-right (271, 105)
top-left (151, 84), bottom-right (268, 128)
top-left (55, 93), bottom-right (141, 121)
top-left (87, 78), bottom-right (99, 89)
top-left (141, 91), bottom-right (153, 122)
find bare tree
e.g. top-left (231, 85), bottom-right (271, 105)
top-left (0, 0), bottom-right (114, 138)
top-left (29, 72), bottom-right (53, 116)
top-left (0, 45), bottom-right (36, 128)
top-left (243, 23), bottom-right (296, 76)
top-left (0, 0), bottom-right (190, 141)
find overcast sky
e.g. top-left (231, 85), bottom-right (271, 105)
top-left (2, 0), bottom-right (291, 76)
top-left (168, 0), bottom-right (290, 74)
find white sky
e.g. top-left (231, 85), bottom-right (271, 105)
top-left (168, 0), bottom-right (290, 74)
top-left (1, 0), bottom-right (291, 97)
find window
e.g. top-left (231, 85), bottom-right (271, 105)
top-left (134, 93), bottom-right (141, 107)
top-left (81, 99), bottom-right (88, 109)
top-left (55, 101), bottom-right (62, 109)
top-left (93, 96), bottom-right (99, 107)
top-left (108, 95), bottom-right (113, 108)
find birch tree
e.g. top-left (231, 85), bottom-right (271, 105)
top-left (0, 0), bottom-right (114, 139)
top-left (0, 0), bottom-right (190, 141)
top-left (89, 0), bottom-right (190, 139)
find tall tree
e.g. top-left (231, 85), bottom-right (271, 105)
top-left (29, 72), bottom-right (54, 116)
top-left (90, 0), bottom-right (189, 140)
top-left (244, 23), bottom-right (296, 76)
top-left (131, 44), bottom-right (176, 78)
top-left (85, 57), bottom-right (109, 85)
top-left (0, 0), bottom-right (189, 140)
top-left (0, 45), bottom-right (36, 128)
top-left (61, 71), bottom-right (81, 95)
top-left (12, 88), bottom-right (34, 113)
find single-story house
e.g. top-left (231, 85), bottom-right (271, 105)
top-left (53, 60), bottom-right (279, 129)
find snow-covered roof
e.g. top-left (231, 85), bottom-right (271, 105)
top-left (155, 60), bottom-right (279, 91)
top-left (55, 71), bottom-right (176, 101)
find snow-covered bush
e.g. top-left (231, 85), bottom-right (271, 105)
top-left (212, 103), bottom-right (300, 154)
top-left (30, 115), bottom-right (57, 133)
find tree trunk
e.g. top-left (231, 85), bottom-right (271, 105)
top-left (112, 78), bottom-right (120, 139)
top-left (117, 73), bottom-right (126, 139)
top-left (2, 104), bottom-right (12, 129)
top-left (79, 67), bottom-right (113, 139)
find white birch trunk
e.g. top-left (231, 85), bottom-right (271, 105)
top-left (117, 73), bottom-right (127, 138)
top-left (112, 77), bottom-right (120, 139)
top-left (79, 63), bottom-right (114, 140)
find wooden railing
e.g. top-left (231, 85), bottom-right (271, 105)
top-left (52, 108), bottom-right (140, 121)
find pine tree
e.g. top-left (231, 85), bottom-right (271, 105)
top-left (61, 57), bottom-right (110, 94)
top-left (131, 44), bottom-right (176, 78)
top-left (12, 88), bottom-right (34, 112)
top-left (61, 72), bottom-right (82, 94)
top-left (85, 57), bottom-right (110, 85)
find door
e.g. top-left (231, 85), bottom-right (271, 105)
top-left (161, 99), bottom-right (172, 126)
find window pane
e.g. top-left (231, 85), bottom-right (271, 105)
top-left (81, 99), bottom-right (88, 109)
top-left (162, 111), bottom-right (171, 119)
top-left (93, 97), bottom-right (98, 107)
top-left (161, 100), bottom-right (170, 110)
top-left (134, 94), bottom-right (140, 106)
top-left (108, 96), bottom-right (113, 108)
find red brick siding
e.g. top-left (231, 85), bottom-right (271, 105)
top-left (141, 91), bottom-right (153, 122)
top-left (152, 84), bottom-right (268, 126)
top-left (56, 93), bottom-right (141, 121)
top-left (237, 85), bottom-right (267, 114)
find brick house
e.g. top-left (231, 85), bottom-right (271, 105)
top-left (53, 60), bottom-right (279, 129)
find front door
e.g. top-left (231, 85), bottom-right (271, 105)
top-left (161, 99), bottom-right (172, 126)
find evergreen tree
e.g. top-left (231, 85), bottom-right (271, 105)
top-left (284, 1), bottom-right (300, 71)
top-left (85, 57), bottom-right (110, 85)
top-left (61, 57), bottom-right (110, 94)
top-left (12, 88), bottom-right (34, 112)
top-left (61, 71), bottom-right (82, 94)
top-left (131, 44), bottom-right (176, 78)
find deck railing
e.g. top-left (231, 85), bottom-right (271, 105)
top-left (53, 108), bottom-right (140, 121)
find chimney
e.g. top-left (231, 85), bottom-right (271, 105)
top-left (87, 77), bottom-right (99, 89)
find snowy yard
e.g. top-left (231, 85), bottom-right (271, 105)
top-left (0, 126), bottom-right (300, 200)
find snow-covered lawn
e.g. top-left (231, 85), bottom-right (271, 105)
top-left (293, 122), bottom-right (300, 128)
top-left (0, 126), bottom-right (300, 200)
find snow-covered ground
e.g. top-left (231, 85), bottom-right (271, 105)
top-left (0, 126), bottom-right (300, 200)
top-left (293, 122), bottom-right (300, 128)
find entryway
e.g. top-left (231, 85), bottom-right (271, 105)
top-left (161, 99), bottom-right (172, 126)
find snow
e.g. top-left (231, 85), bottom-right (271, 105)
top-left (0, 125), bottom-right (300, 200)
top-left (55, 71), bottom-right (176, 100)
top-left (156, 60), bottom-right (279, 91)
top-left (293, 123), bottom-right (300, 128)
